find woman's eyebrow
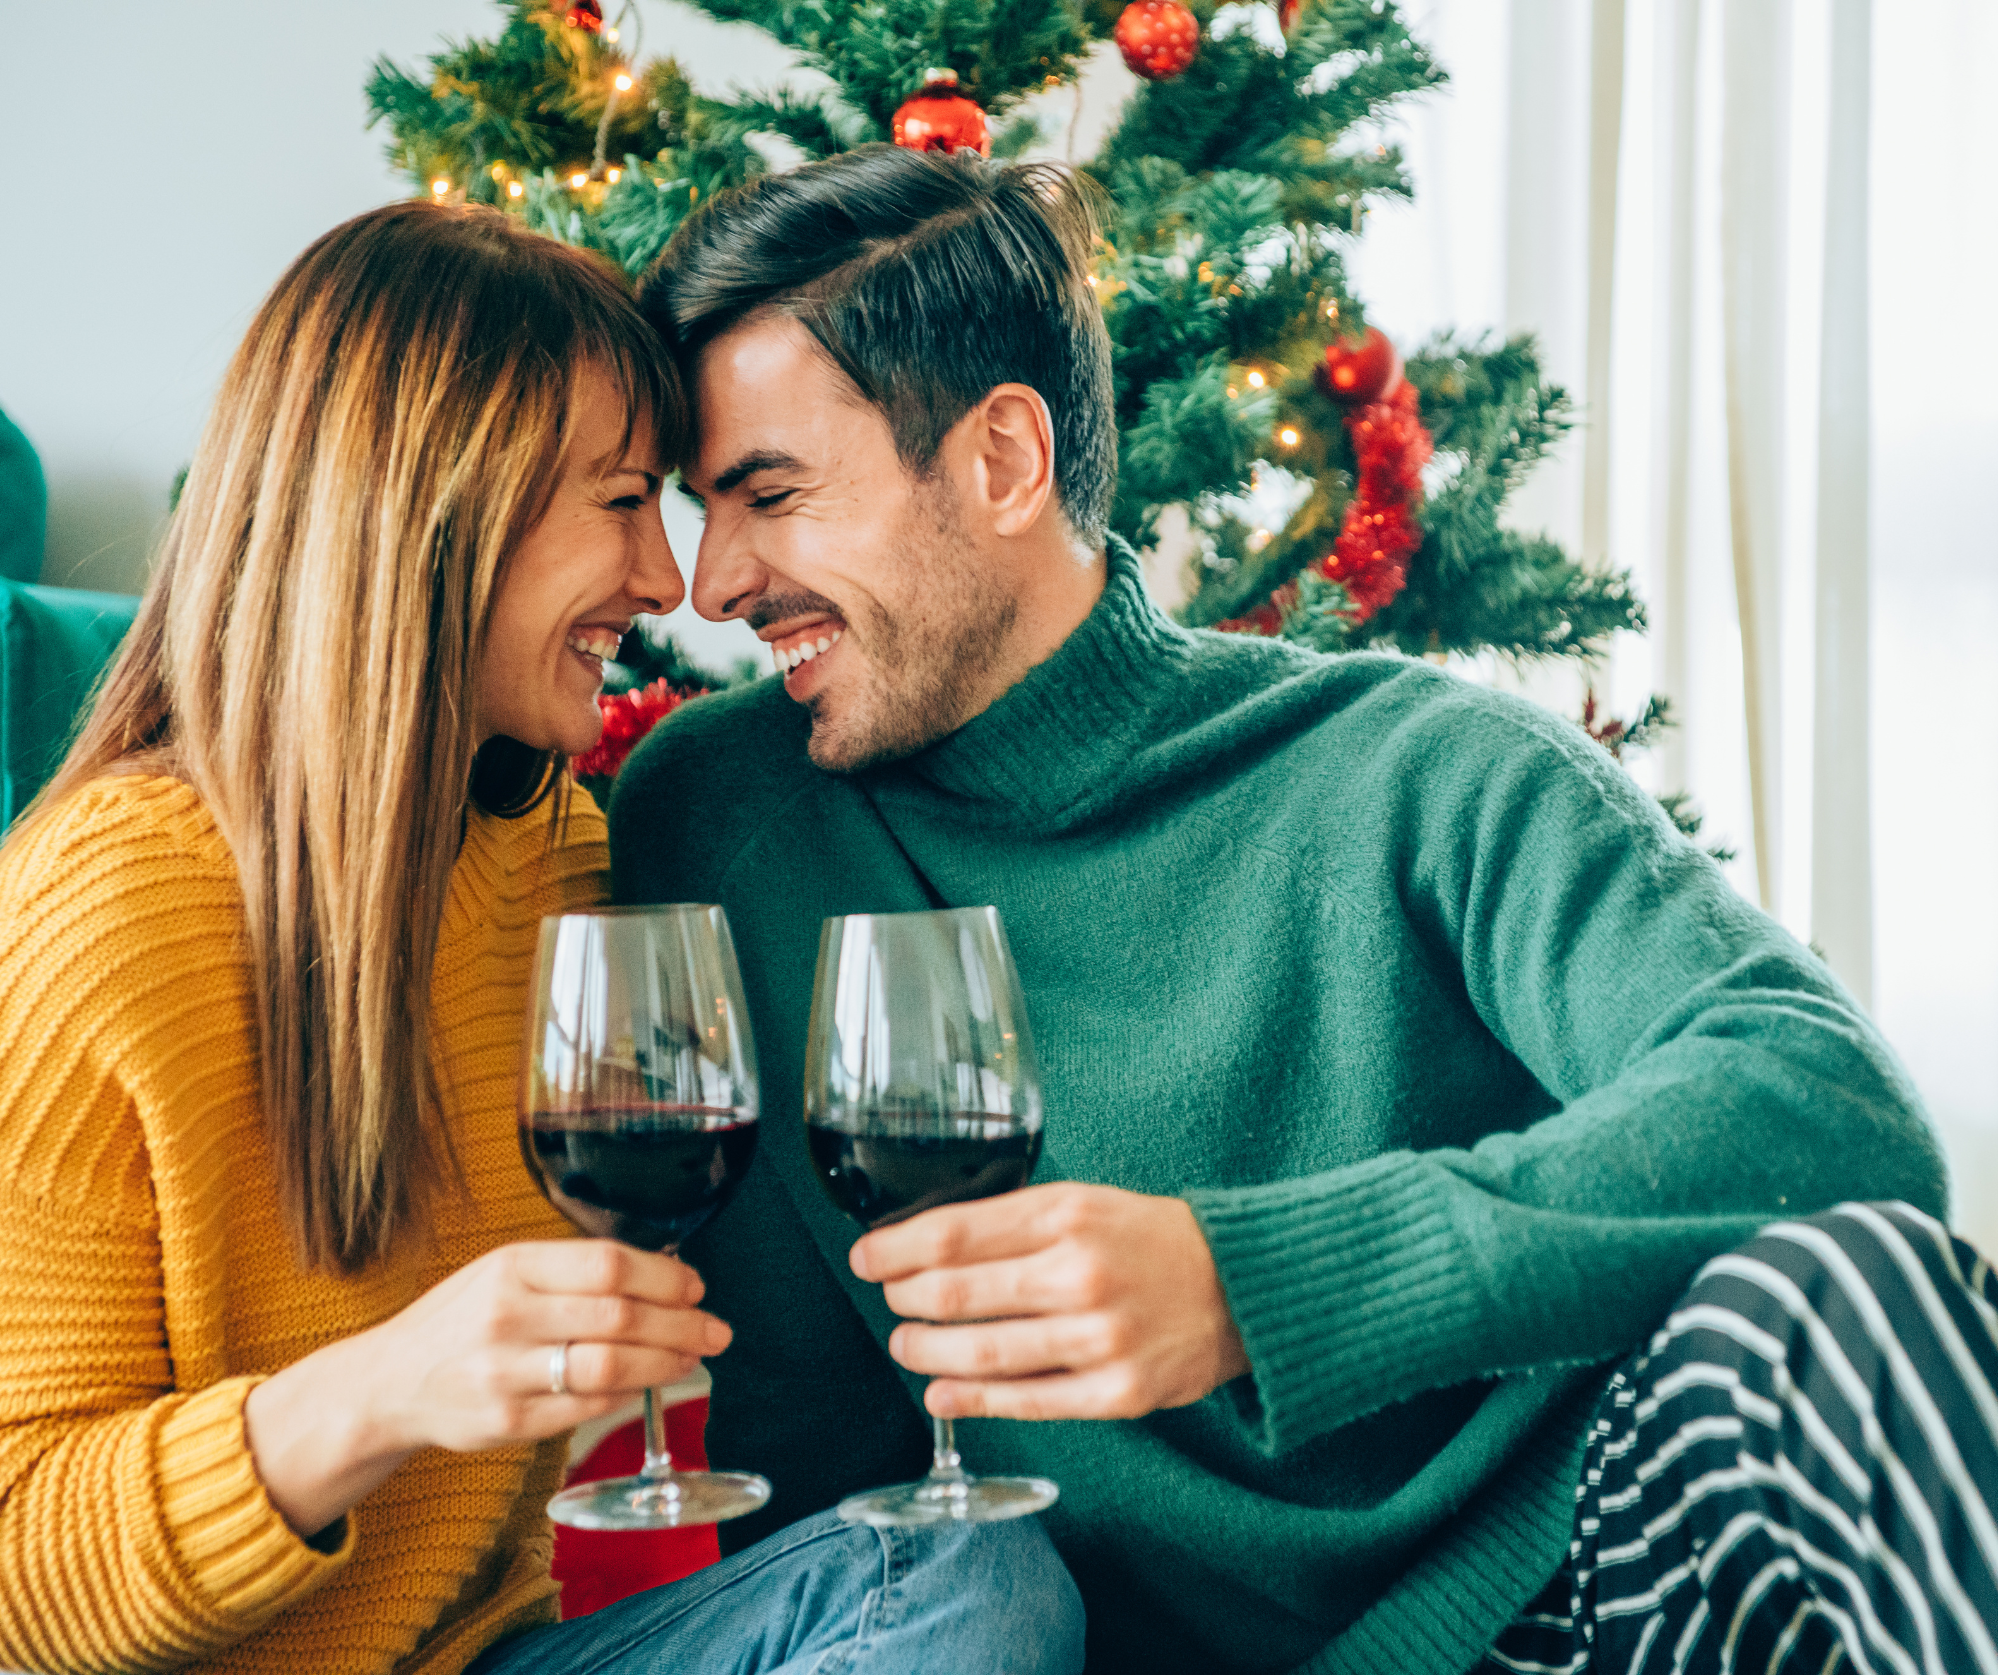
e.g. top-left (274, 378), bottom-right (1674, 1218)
top-left (591, 454), bottom-right (663, 492)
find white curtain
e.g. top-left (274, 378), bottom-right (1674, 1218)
top-left (1347, 0), bottom-right (1998, 1234)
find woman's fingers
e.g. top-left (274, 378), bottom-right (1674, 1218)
top-left (366, 1240), bottom-right (738, 1458)
top-left (527, 1338), bottom-right (708, 1401)
top-left (503, 1239), bottom-right (706, 1308)
top-left (512, 1288), bottom-right (731, 1358)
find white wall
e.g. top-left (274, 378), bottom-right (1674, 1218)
top-left (0, 0), bottom-right (793, 669)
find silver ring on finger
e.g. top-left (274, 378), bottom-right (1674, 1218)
top-left (549, 1341), bottom-right (571, 1397)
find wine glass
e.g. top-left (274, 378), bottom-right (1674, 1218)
top-left (519, 904), bottom-right (772, 1529)
top-left (804, 906), bottom-right (1060, 1526)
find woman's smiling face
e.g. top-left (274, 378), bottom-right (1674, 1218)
top-left (477, 367), bottom-right (684, 756)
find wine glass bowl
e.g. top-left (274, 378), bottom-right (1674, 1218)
top-left (804, 906), bottom-right (1060, 1526)
top-left (520, 1113), bottom-right (759, 1251)
top-left (805, 1118), bottom-right (1042, 1230)
top-left (520, 905), bottom-right (771, 1530)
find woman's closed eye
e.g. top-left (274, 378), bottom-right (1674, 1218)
top-left (748, 488), bottom-right (795, 511)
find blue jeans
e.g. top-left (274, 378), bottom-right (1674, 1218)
top-left (464, 1508), bottom-right (1085, 1675)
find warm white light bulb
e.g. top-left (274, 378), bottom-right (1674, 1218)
top-left (606, 166), bottom-right (622, 183)
top-left (1247, 370), bottom-right (1265, 388)
top-left (614, 72), bottom-right (633, 90)
top-left (431, 178), bottom-right (450, 196)
top-left (571, 172), bottom-right (588, 188)
top-left (1280, 428), bottom-right (1300, 447)
top-left (508, 180), bottom-right (523, 198)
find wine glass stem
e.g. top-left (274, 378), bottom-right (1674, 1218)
top-left (928, 1416), bottom-right (967, 1486)
top-left (640, 1384), bottom-right (677, 1482)
top-left (639, 1246), bottom-right (678, 1486)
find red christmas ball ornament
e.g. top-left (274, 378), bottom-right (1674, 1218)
top-left (564, 0), bottom-right (604, 32)
top-left (1278, 0), bottom-right (1302, 31)
top-left (1315, 326), bottom-right (1403, 405)
top-left (892, 69), bottom-right (991, 157)
top-left (1115, 0), bottom-right (1200, 81)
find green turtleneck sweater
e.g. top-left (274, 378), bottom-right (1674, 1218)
top-left (608, 543), bottom-right (1942, 1675)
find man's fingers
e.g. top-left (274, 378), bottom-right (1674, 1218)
top-left (888, 1314), bottom-right (1118, 1381)
top-left (852, 1183), bottom-right (1091, 1283)
top-left (503, 1240), bottom-right (706, 1308)
top-left (921, 1367), bottom-right (1149, 1423)
top-left (878, 1247), bottom-right (1102, 1324)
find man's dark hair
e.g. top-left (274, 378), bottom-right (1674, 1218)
top-left (638, 145), bottom-right (1117, 547)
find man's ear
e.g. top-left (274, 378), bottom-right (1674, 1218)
top-left (969, 384), bottom-right (1056, 538)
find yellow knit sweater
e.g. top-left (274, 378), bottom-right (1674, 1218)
top-left (0, 775), bottom-right (609, 1675)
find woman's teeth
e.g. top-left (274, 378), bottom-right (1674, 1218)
top-left (566, 627), bottom-right (622, 662)
top-left (774, 628), bottom-right (842, 673)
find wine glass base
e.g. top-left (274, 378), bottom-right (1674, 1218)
top-left (836, 1474), bottom-right (1059, 1527)
top-left (547, 1469), bottom-right (772, 1530)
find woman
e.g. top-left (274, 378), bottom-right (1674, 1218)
top-left (0, 202), bottom-right (1080, 1675)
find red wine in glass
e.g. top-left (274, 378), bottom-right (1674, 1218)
top-left (804, 907), bottom-right (1059, 1527)
top-left (521, 1105), bottom-right (759, 1250)
top-left (522, 906), bottom-right (771, 1530)
top-left (806, 1123), bottom-right (1041, 1230)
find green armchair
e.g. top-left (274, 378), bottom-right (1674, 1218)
top-left (0, 409), bottom-right (139, 828)
top-left (0, 580), bottom-right (139, 827)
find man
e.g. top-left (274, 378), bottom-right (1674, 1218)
top-left (616, 148), bottom-right (1988, 1674)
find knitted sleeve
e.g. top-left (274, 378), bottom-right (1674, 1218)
top-left (0, 779), bottom-right (351, 1672)
top-left (1188, 686), bottom-right (1946, 1458)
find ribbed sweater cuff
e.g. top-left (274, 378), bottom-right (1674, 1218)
top-left (154, 1375), bottom-right (353, 1623)
top-left (1187, 1152), bottom-right (1490, 1456)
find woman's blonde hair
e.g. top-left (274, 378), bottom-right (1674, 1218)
top-left (35, 200), bottom-right (683, 1272)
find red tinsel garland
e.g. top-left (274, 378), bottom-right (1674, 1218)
top-left (1219, 381), bottom-right (1433, 636)
top-left (572, 678), bottom-right (701, 780)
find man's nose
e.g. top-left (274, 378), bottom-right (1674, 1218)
top-left (690, 513), bottom-right (765, 623)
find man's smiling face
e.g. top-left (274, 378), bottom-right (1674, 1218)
top-left (679, 312), bottom-right (1015, 773)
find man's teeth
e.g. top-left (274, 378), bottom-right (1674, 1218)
top-left (565, 627), bottom-right (622, 661)
top-left (774, 628), bottom-right (842, 673)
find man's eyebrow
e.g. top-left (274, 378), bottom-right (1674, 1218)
top-left (712, 450), bottom-right (807, 495)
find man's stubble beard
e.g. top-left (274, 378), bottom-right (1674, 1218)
top-left (805, 480), bottom-right (1017, 774)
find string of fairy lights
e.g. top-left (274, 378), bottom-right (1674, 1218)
top-left (426, 0), bottom-right (645, 205)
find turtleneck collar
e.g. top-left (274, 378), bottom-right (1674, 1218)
top-left (864, 537), bottom-right (1207, 827)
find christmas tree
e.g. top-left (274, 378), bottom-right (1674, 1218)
top-left (369, 0), bottom-right (1689, 807)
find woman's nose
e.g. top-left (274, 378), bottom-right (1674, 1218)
top-left (629, 515), bottom-right (685, 617)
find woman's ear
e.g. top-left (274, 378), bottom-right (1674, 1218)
top-left (970, 384), bottom-right (1056, 537)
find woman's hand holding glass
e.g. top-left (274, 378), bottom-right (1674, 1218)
top-left (242, 1239), bottom-right (729, 1545)
top-left (518, 904), bottom-right (770, 1529)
